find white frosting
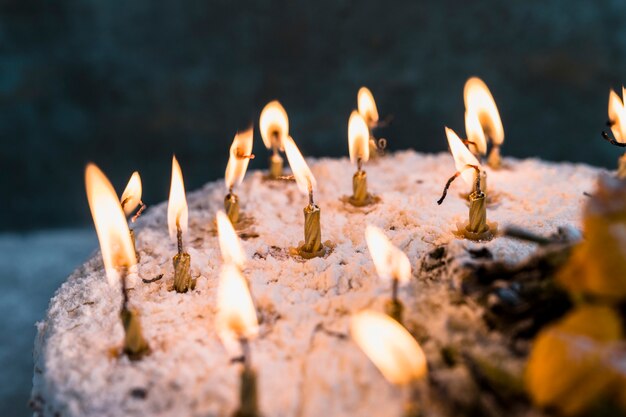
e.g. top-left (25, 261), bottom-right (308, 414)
top-left (31, 150), bottom-right (602, 417)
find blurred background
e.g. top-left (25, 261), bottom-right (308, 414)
top-left (1, 0), bottom-right (625, 415)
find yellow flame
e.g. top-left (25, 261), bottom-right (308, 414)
top-left (464, 77), bottom-right (504, 146)
top-left (85, 164), bottom-right (136, 286)
top-left (216, 210), bottom-right (246, 269)
top-left (216, 264), bottom-right (258, 350)
top-left (260, 100), bottom-right (289, 150)
top-left (283, 136), bottom-right (317, 195)
top-left (608, 88), bottom-right (626, 143)
top-left (365, 225), bottom-right (411, 284)
top-left (348, 111), bottom-right (370, 165)
top-left (464, 110), bottom-right (487, 156)
top-left (120, 171), bottom-right (142, 216)
top-left (351, 310), bottom-right (427, 385)
top-left (225, 127), bottom-right (254, 190)
top-left (358, 87), bottom-right (379, 126)
top-left (445, 127), bottom-right (481, 186)
top-left (167, 156), bottom-right (188, 242)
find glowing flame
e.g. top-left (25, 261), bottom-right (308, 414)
top-left (445, 127), bottom-right (481, 186)
top-left (260, 101), bottom-right (289, 150)
top-left (216, 210), bottom-right (245, 269)
top-left (464, 77), bottom-right (504, 146)
top-left (283, 136), bottom-right (317, 195)
top-left (167, 156), bottom-right (188, 242)
top-left (225, 127), bottom-right (254, 190)
top-left (85, 164), bottom-right (136, 286)
top-left (608, 88), bottom-right (626, 143)
top-left (365, 225), bottom-right (411, 284)
top-left (216, 264), bottom-right (258, 351)
top-left (120, 171), bottom-right (142, 216)
top-left (464, 110), bottom-right (487, 156)
top-left (348, 111), bottom-right (370, 164)
top-left (358, 87), bottom-right (379, 126)
top-left (351, 310), bottom-right (427, 385)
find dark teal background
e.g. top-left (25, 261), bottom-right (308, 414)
top-left (2, 0), bottom-right (625, 231)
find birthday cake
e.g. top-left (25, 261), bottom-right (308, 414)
top-left (30, 149), bottom-right (606, 417)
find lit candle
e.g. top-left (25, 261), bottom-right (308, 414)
top-left (351, 310), bottom-right (428, 413)
top-left (347, 111), bottom-right (377, 206)
top-left (602, 87), bottom-right (626, 178)
top-left (365, 225), bottom-right (411, 323)
top-left (464, 77), bottom-right (505, 168)
top-left (437, 127), bottom-right (496, 241)
top-left (120, 171), bottom-right (146, 261)
top-left (260, 101), bottom-right (289, 179)
top-left (216, 264), bottom-right (260, 417)
top-left (167, 156), bottom-right (193, 293)
top-left (283, 136), bottom-right (328, 259)
top-left (85, 163), bottom-right (149, 359)
top-left (358, 87), bottom-right (387, 157)
top-left (216, 210), bottom-right (246, 270)
top-left (224, 128), bottom-right (254, 224)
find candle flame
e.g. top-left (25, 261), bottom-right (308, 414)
top-left (358, 87), bottom-right (379, 126)
top-left (216, 264), bottom-right (258, 351)
top-left (260, 100), bottom-right (289, 150)
top-left (365, 225), bottom-right (411, 284)
top-left (446, 127), bottom-right (481, 186)
top-left (464, 110), bottom-right (487, 156)
top-left (608, 88), bottom-right (626, 143)
top-left (348, 111), bottom-right (370, 165)
top-left (216, 210), bottom-right (246, 269)
top-left (225, 127), bottom-right (254, 190)
top-left (351, 310), bottom-right (427, 385)
top-left (167, 156), bottom-right (188, 242)
top-left (85, 164), bottom-right (136, 286)
top-left (464, 77), bottom-right (504, 146)
top-left (283, 136), bottom-right (317, 195)
top-left (120, 171), bottom-right (142, 216)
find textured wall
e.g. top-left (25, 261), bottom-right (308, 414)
top-left (2, 0), bottom-right (626, 230)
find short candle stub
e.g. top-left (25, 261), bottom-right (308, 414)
top-left (120, 307), bottom-right (150, 361)
top-left (349, 170), bottom-right (371, 206)
top-left (173, 252), bottom-right (193, 293)
top-left (458, 182), bottom-right (497, 241)
top-left (487, 145), bottom-right (502, 169)
top-left (300, 204), bottom-right (324, 254)
top-left (385, 278), bottom-right (404, 324)
top-left (438, 165), bottom-right (496, 241)
top-left (224, 192), bottom-right (240, 224)
top-left (119, 268), bottom-right (149, 360)
top-left (232, 337), bottom-right (260, 417)
top-left (346, 161), bottom-right (380, 207)
top-left (129, 228), bottom-right (140, 262)
top-left (268, 149), bottom-right (283, 179)
top-left (234, 366), bottom-right (260, 417)
top-left (269, 132), bottom-right (283, 180)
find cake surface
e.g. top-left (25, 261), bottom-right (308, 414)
top-left (31, 150), bottom-right (603, 417)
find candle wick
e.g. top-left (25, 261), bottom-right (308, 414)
top-left (176, 219), bottom-right (183, 254)
top-left (240, 337), bottom-right (251, 371)
top-left (308, 186), bottom-right (314, 206)
top-left (601, 130), bottom-right (626, 147)
top-left (120, 266), bottom-right (129, 312)
top-left (436, 171), bottom-right (461, 205)
top-left (391, 277), bottom-right (399, 303)
top-left (357, 158), bottom-right (363, 172)
top-left (131, 201), bottom-right (146, 223)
